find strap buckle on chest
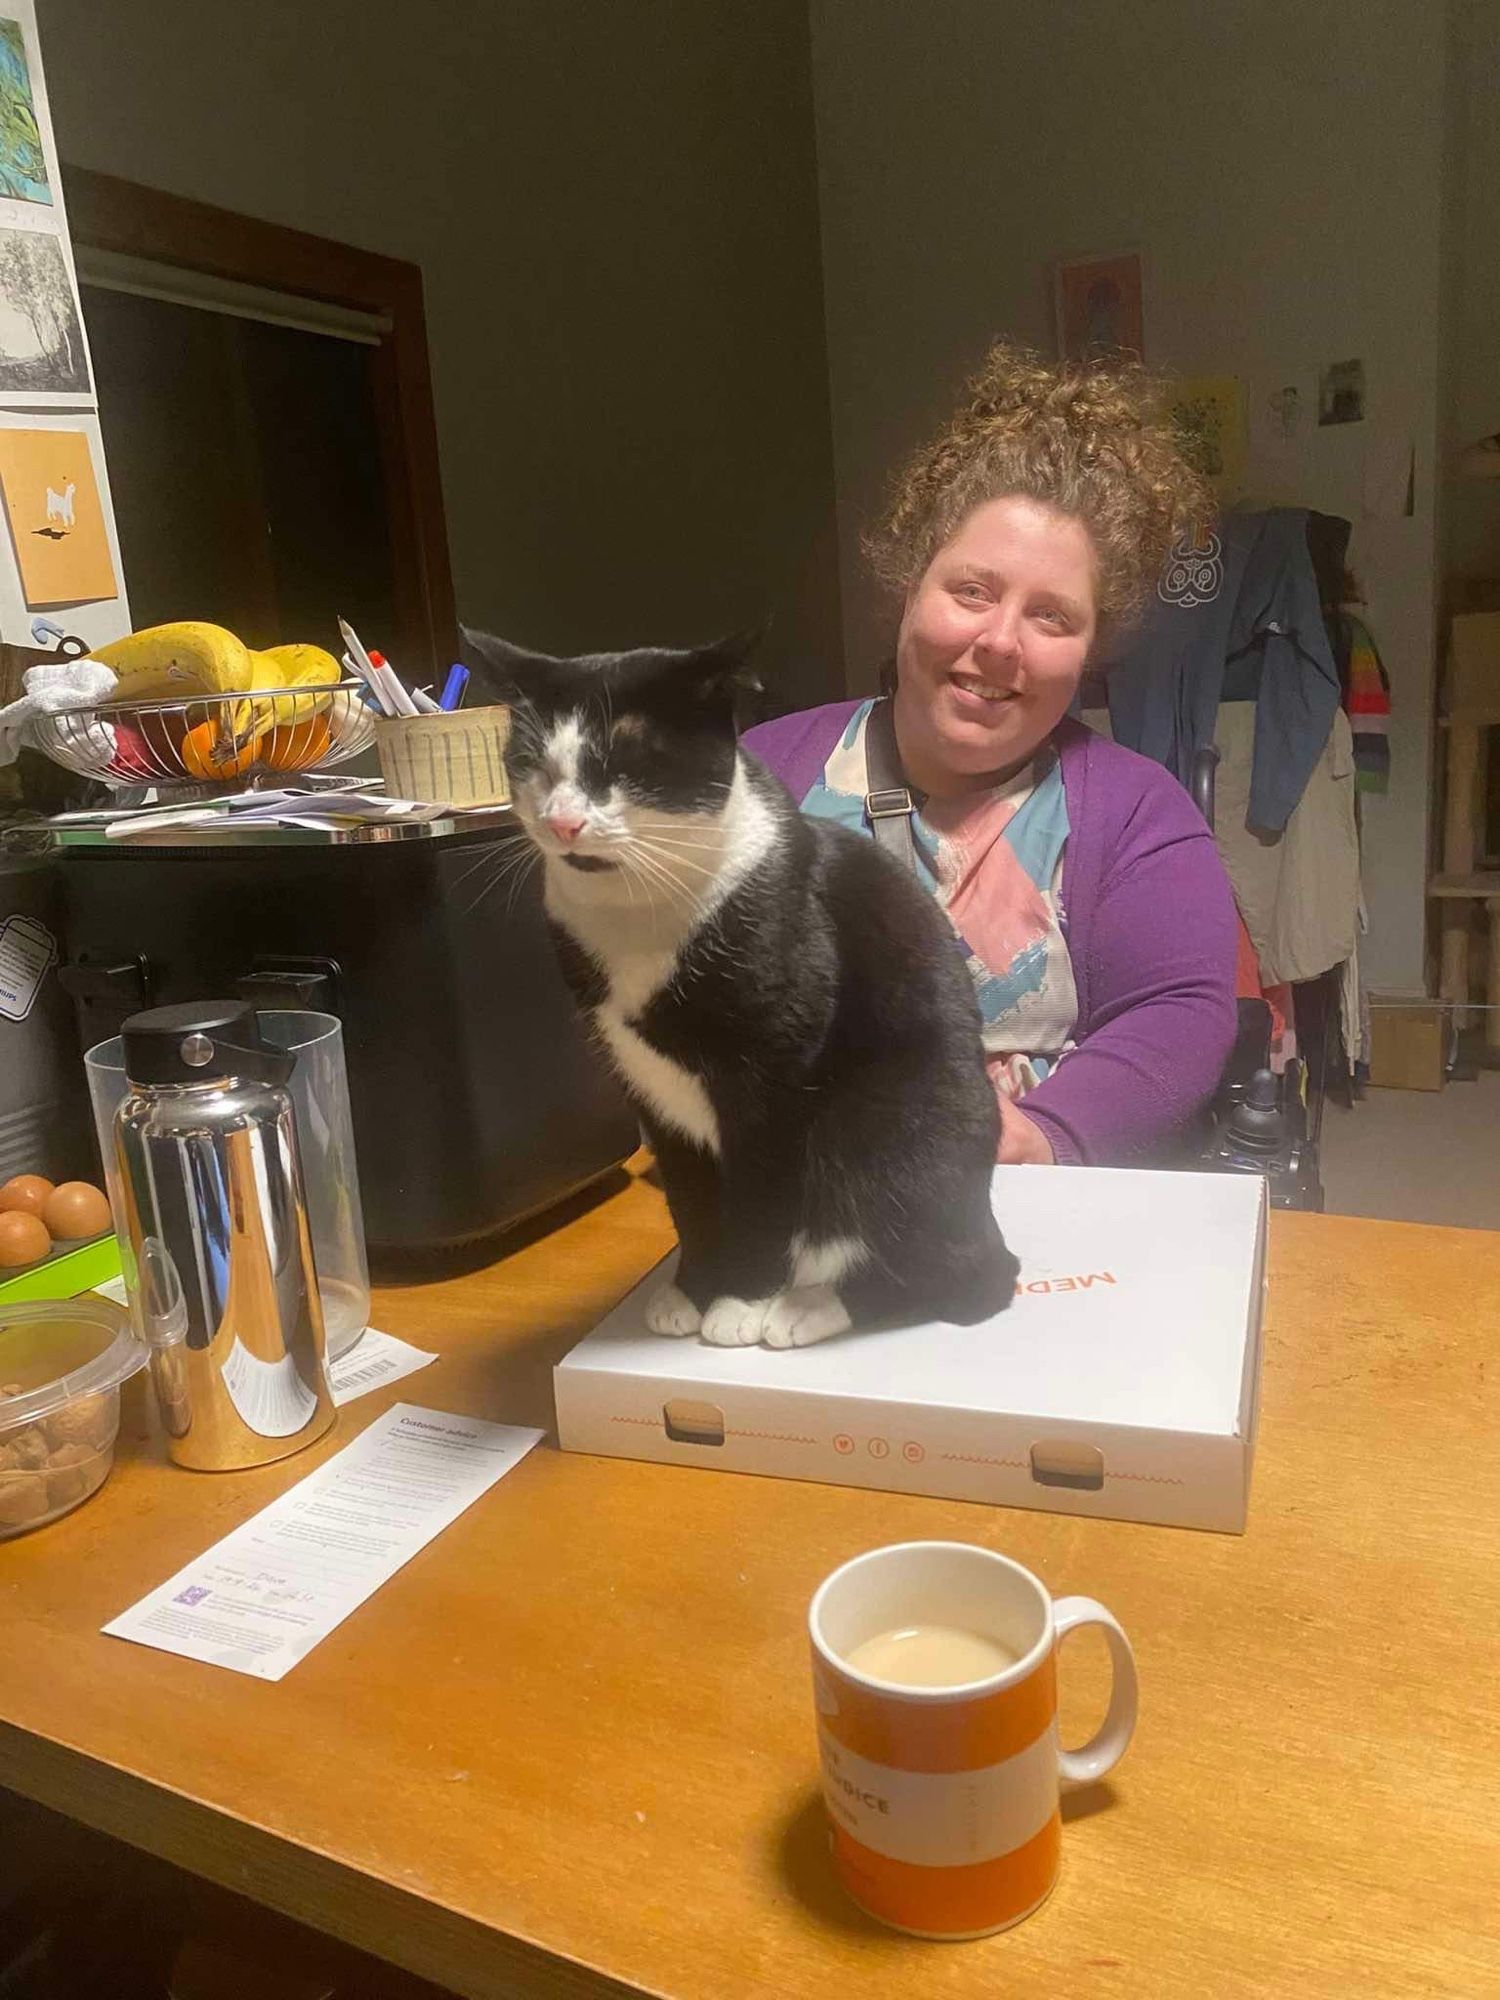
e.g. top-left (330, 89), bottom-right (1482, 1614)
top-left (866, 786), bottom-right (915, 819)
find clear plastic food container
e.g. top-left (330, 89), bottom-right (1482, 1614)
top-left (0, 1297), bottom-right (145, 1536)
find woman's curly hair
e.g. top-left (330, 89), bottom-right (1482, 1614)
top-left (866, 342), bottom-right (1212, 636)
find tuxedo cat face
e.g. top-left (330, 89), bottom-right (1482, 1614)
top-left (462, 629), bottom-right (758, 874)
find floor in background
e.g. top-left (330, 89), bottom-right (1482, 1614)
top-left (1320, 1071), bottom-right (1500, 1231)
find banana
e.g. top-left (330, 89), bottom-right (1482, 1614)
top-left (256, 643), bottom-right (341, 687)
top-left (248, 643), bottom-right (342, 730)
top-left (90, 622), bottom-right (254, 701)
top-left (92, 628), bottom-right (345, 775)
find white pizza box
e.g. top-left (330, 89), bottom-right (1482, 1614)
top-left (555, 1166), bottom-right (1269, 1534)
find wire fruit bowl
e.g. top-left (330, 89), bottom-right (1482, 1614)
top-left (24, 683), bottom-right (376, 791)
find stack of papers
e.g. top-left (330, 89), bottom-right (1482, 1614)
top-left (106, 790), bottom-right (453, 838)
top-left (47, 786), bottom-right (513, 843)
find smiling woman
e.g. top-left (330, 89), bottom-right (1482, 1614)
top-left (743, 341), bottom-right (1239, 1169)
top-left (892, 494), bottom-right (1099, 798)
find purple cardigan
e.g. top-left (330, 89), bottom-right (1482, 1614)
top-left (740, 703), bottom-right (1238, 1166)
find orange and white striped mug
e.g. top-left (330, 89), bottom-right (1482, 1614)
top-left (809, 1541), bottom-right (1137, 1939)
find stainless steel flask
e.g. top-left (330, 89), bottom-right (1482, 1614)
top-left (113, 1001), bottom-right (335, 1471)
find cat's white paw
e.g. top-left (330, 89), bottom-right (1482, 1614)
top-left (645, 1282), bottom-right (701, 1336)
top-left (700, 1295), bottom-right (775, 1347)
top-left (761, 1284), bottom-right (852, 1349)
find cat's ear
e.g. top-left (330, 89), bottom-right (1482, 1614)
top-left (694, 625), bottom-right (766, 701)
top-left (459, 626), bottom-right (558, 704)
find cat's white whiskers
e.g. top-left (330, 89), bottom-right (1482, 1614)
top-left (501, 847), bottom-right (542, 919)
top-left (452, 843), bottom-right (510, 892)
top-left (455, 852), bottom-right (510, 916)
top-left (626, 832), bottom-right (727, 852)
top-left (623, 844), bottom-right (701, 911)
top-left (633, 836), bottom-right (720, 874)
top-left (626, 817), bottom-right (730, 836)
top-left (463, 840), bottom-right (539, 919)
top-left (628, 844), bottom-right (719, 902)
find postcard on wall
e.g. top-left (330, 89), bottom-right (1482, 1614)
top-left (0, 3), bottom-right (97, 406)
top-left (1318, 358), bottom-right (1365, 427)
top-left (1054, 250), bottom-right (1145, 363)
top-left (1165, 376), bottom-right (1248, 499)
top-left (0, 14), bottom-right (51, 206)
top-left (0, 410), bottom-right (129, 646)
top-left (0, 222), bottom-right (90, 399)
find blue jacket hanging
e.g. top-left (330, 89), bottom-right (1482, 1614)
top-left (1099, 507), bottom-right (1343, 834)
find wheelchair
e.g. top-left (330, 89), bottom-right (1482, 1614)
top-left (1191, 746), bottom-right (1326, 1212)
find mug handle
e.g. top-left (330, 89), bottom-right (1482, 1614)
top-left (1052, 1596), bottom-right (1138, 1789)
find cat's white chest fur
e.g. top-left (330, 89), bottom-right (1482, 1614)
top-left (551, 897), bottom-right (721, 1150)
top-left (540, 758), bottom-right (776, 1158)
top-left (597, 1005), bottom-right (721, 1155)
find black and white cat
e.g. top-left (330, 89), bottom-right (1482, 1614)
top-left (465, 629), bottom-right (1019, 1348)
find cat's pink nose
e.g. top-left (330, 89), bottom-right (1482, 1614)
top-left (544, 813), bottom-right (587, 844)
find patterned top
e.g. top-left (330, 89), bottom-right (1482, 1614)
top-left (1334, 607), bottom-right (1391, 795)
top-left (799, 699), bottom-right (1078, 1101)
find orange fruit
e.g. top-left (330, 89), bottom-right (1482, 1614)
top-left (180, 720), bottom-right (267, 780)
top-left (263, 716), bottom-right (332, 771)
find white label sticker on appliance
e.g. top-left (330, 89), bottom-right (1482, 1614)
top-left (0, 915), bottom-right (57, 1021)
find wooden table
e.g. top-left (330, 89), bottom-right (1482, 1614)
top-left (3, 1170), bottom-right (1498, 2000)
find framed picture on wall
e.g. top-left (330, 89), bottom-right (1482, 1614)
top-left (1054, 250), bottom-right (1145, 364)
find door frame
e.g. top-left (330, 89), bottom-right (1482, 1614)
top-left (63, 165), bottom-right (456, 675)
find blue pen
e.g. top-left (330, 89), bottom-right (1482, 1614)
top-left (439, 664), bottom-right (469, 711)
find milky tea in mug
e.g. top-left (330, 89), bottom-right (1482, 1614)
top-left (845, 1624), bottom-right (1018, 1686)
top-left (809, 1542), bottom-right (1138, 1939)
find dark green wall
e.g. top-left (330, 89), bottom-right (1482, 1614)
top-left (43, 0), bottom-right (844, 704)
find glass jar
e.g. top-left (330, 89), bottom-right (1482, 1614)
top-left (84, 1009), bottom-right (370, 1361)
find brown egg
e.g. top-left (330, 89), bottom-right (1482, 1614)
top-left (0, 1210), bottom-right (50, 1267)
top-left (0, 1174), bottom-right (54, 1219)
top-left (41, 1182), bottom-right (112, 1242)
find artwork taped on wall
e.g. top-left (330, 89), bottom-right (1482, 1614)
top-left (1166, 377), bottom-right (1247, 498)
top-left (0, 5), bottom-right (95, 407)
top-left (0, 411), bottom-right (129, 646)
top-left (1054, 250), bottom-right (1145, 363)
top-left (0, 16), bottom-right (50, 205)
top-left (0, 423), bottom-right (116, 604)
top-left (1318, 358), bottom-right (1365, 427)
top-left (0, 223), bottom-right (88, 397)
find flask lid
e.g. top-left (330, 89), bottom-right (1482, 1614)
top-left (121, 1001), bottom-right (293, 1087)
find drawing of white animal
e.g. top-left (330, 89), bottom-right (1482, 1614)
top-left (44, 481), bottom-right (75, 531)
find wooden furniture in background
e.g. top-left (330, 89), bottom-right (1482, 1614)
top-left (2, 1173), bottom-right (1498, 1999)
top-left (1431, 611), bottom-right (1500, 1052)
top-left (61, 167), bottom-right (456, 678)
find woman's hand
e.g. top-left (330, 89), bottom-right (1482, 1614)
top-left (998, 1094), bottom-right (1055, 1165)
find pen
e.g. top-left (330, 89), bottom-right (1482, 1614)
top-left (367, 649), bottom-right (420, 720)
top-left (339, 618), bottom-right (417, 718)
top-left (439, 664), bottom-right (470, 712)
top-left (342, 648), bottom-right (396, 715)
top-left (411, 686), bottom-right (442, 714)
top-left (338, 615), bottom-right (380, 685)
